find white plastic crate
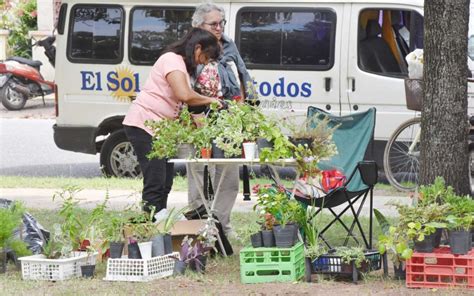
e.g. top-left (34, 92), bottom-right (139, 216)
top-left (19, 252), bottom-right (96, 281)
top-left (104, 252), bottom-right (178, 282)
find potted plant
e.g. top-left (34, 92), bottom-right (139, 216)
top-left (105, 213), bottom-right (126, 259)
top-left (236, 222), bottom-right (262, 248)
top-left (0, 201), bottom-right (31, 273)
top-left (147, 106), bottom-right (198, 159)
top-left (192, 114), bottom-right (216, 158)
top-left (389, 200), bottom-right (448, 253)
top-left (444, 194), bottom-right (474, 254)
top-left (80, 226), bottom-right (103, 278)
top-left (155, 207), bottom-right (188, 255)
top-left (375, 209), bottom-right (411, 279)
top-left (261, 213), bottom-right (276, 247)
top-left (334, 246), bottom-right (368, 273)
top-left (258, 117), bottom-right (294, 162)
top-left (52, 186), bottom-right (84, 252)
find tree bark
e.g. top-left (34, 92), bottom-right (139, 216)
top-left (421, 0), bottom-right (470, 194)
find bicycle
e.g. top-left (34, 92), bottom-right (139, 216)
top-left (383, 78), bottom-right (474, 192)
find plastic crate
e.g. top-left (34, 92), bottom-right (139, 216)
top-left (404, 79), bottom-right (423, 111)
top-left (19, 251), bottom-right (95, 281)
top-left (406, 247), bottom-right (474, 289)
top-left (310, 250), bottom-right (382, 275)
top-left (104, 252), bottom-right (178, 282)
top-left (239, 242), bottom-right (305, 284)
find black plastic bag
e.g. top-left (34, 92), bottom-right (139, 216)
top-left (0, 199), bottom-right (49, 255)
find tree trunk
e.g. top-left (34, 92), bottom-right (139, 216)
top-left (421, 0), bottom-right (470, 195)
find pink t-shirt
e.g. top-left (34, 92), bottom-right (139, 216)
top-left (123, 52), bottom-right (189, 135)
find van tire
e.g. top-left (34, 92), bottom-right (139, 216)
top-left (100, 129), bottom-right (142, 178)
top-left (1, 81), bottom-right (27, 111)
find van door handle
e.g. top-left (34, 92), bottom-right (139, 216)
top-left (325, 77), bottom-right (331, 92)
top-left (348, 77), bottom-right (355, 92)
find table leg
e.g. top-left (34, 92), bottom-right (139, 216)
top-left (189, 164), bottom-right (227, 257)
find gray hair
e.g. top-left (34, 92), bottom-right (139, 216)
top-left (192, 2), bottom-right (226, 27)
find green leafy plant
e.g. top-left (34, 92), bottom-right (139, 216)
top-left (335, 246), bottom-right (368, 268)
top-left (105, 213), bottom-right (126, 243)
top-left (1, 0), bottom-right (37, 58)
top-left (0, 201), bottom-right (31, 258)
top-left (159, 206), bottom-right (188, 234)
top-left (52, 186), bottom-right (84, 251)
top-left (236, 222), bottom-right (261, 245)
top-left (444, 194), bottom-right (474, 231)
top-left (147, 107), bottom-right (198, 159)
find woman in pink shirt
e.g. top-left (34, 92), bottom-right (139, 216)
top-left (123, 28), bottom-right (222, 214)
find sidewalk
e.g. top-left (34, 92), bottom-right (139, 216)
top-left (0, 187), bottom-right (411, 217)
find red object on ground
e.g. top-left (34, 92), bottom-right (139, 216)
top-left (406, 246), bottom-right (474, 289)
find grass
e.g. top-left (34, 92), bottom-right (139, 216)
top-left (0, 175), bottom-right (295, 192)
top-left (0, 210), bottom-right (407, 296)
top-left (0, 175), bottom-right (400, 195)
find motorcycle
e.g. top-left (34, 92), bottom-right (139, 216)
top-left (0, 36), bottom-right (56, 111)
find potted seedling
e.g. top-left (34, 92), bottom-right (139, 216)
top-left (236, 222), bottom-right (262, 248)
top-left (156, 207), bottom-right (188, 255)
top-left (335, 246), bottom-right (368, 274)
top-left (105, 213), bottom-right (126, 259)
top-left (444, 194), bottom-right (474, 254)
top-left (261, 213), bottom-right (275, 247)
top-left (172, 236), bottom-right (193, 275)
top-left (80, 226), bottom-right (103, 278)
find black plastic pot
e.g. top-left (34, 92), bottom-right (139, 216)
top-left (449, 230), bottom-right (472, 255)
top-left (163, 234), bottom-right (173, 255)
top-left (250, 232), bottom-right (263, 248)
top-left (152, 235), bottom-right (165, 257)
top-left (211, 143), bottom-right (225, 158)
top-left (173, 260), bottom-right (187, 275)
top-left (433, 228), bottom-right (443, 248)
top-left (393, 262), bottom-right (406, 280)
top-left (109, 242), bottom-right (124, 259)
top-left (81, 264), bottom-right (95, 278)
top-left (128, 241), bottom-right (142, 259)
top-left (257, 138), bottom-right (273, 152)
top-left (413, 233), bottom-right (436, 253)
top-left (261, 230), bottom-right (275, 247)
top-left (273, 224), bottom-right (296, 248)
top-left (0, 249), bottom-right (6, 274)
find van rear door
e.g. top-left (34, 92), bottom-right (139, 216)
top-left (343, 3), bottom-right (424, 141)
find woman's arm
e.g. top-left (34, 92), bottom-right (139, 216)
top-left (166, 70), bottom-right (220, 106)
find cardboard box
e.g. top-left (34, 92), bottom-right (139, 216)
top-left (164, 219), bottom-right (207, 252)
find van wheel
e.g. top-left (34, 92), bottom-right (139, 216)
top-left (1, 81), bottom-right (27, 111)
top-left (100, 129), bottom-right (142, 178)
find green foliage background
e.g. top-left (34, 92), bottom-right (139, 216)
top-left (1, 0), bottom-right (38, 58)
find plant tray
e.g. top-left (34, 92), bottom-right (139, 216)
top-left (239, 242), bottom-right (305, 284)
top-left (104, 252), bottom-right (178, 282)
top-left (19, 252), bottom-right (96, 281)
top-left (309, 250), bottom-right (382, 276)
top-left (406, 247), bottom-right (474, 289)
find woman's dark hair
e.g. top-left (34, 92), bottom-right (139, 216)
top-left (164, 28), bottom-right (221, 74)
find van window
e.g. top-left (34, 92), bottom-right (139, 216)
top-left (130, 7), bottom-right (194, 65)
top-left (357, 9), bottom-right (423, 77)
top-left (236, 8), bottom-right (336, 70)
top-left (68, 5), bottom-right (124, 63)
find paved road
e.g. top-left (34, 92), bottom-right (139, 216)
top-left (0, 98), bottom-right (103, 177)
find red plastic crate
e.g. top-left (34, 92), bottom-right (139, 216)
top-left (406, 247), bottom-right (474, 289)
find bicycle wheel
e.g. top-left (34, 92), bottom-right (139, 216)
top-left (383, 117), bottom-right (421, 191)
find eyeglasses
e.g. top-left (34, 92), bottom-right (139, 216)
top-left (203, 19), bottom-right (226, 29)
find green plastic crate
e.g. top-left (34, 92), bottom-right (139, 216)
top-left (240, 242), bottom-right (305, 284)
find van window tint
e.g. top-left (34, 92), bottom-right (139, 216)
top-left (130, 7), bottom-right (194, 65)
top-left (237, 8), bottom-right (336, 70)
top-left (357, 9), bottom-right (423, 77)
top-left (68, 5), bottom-right (124, 63)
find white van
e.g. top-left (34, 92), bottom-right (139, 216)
top-left (53, 0), bottom-right (474, 177)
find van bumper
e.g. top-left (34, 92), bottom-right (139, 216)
top-left (53, 124), bottom-right (97, 154)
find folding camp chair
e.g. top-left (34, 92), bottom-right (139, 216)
top-left (292, 107), bottom-right (378, 250)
